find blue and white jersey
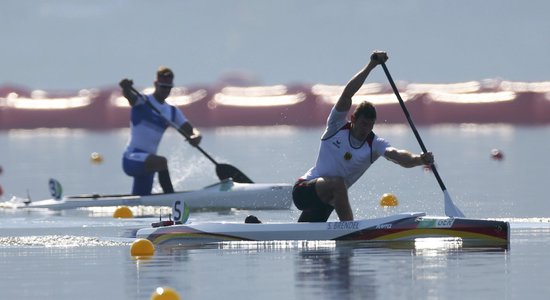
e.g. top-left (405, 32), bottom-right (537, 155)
top-left (124, 94), bottom-right (188, 155)
top-left (301, 108), bottom-right (390, 188)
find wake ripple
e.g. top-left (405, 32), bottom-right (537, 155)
top-left (0, 235), bottom-right (131, 247)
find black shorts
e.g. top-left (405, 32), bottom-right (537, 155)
top-left (292, 179), bottom-right (334, 222)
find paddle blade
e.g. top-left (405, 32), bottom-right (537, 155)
top-left (444, 190), bottom-right (465, 218)
top-left (216, 164), bottom-right (254, 183)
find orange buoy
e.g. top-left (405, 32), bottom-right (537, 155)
top-left (379, 193), bottom-right (399, 207)
top-left (151, 287), bottom-right (180, 300)
top-left (131, 238), bottom-right (155, 257)
top-left (113, 206), bottom-right (133, 218)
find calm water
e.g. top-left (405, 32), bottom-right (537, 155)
top-left (1, 125), bottom-right (550, 299)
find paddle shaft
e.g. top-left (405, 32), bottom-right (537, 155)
top-left (380, 63), bottom-right (447, 192)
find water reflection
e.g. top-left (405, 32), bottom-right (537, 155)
top-left (127, 245), bottom-right (193, 298)
top-left (293, 238), bottom-right (508, 300)
top-left (295, 245), bottom-right (377, 300)
top-left (125, 239), bottom-right (510, 300)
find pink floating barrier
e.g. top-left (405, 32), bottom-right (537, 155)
top-left (499, 81), bottom-right (550, 124)
top-left (0, 89), bottom-right (107, 129)
top-left (1, 80), bottom-right (550, 129)
top-left (206, 84), bottom-right (317, 126)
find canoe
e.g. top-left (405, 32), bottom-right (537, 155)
top-left (136, 212), bottom-right (510, 249)
top-left (0, 179), bottom-right (292, 211)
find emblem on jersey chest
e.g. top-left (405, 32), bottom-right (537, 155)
top-left (344, 152), bottom-right (352, 160)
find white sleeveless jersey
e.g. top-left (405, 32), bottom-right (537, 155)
top-left (125, 94), bottom-right (188, 154)
top-left (301, 108), bottom-right (390, 188)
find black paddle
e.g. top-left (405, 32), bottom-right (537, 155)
top-left (128, 86), bottom-right (254, 183)
top-left (377, 58), bottom-right (464, 217)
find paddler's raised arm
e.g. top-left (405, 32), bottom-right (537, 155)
top-left (335, 51), bottom-right (388, 113)
top-left (119, 78), bottom-right (139, 106)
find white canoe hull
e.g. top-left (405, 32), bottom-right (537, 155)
top-left (136, 212), bottom-right (510, 249)
top-left (0, 180), bottom-right (292, 211)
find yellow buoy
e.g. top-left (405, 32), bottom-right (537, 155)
top-left (113, 206), bottom-right (133, 218)
top-left (379, 193), bottom-right (399, 207)
top-left (151, 287), bottom-right (180, 300)
top-left (131, 238), bottom-right (155, 257)
top-left (90, 152), bottom-right (103, 164)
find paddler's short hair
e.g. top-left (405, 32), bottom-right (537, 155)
top-left (352, 101), bottom-right (377, 120)
top-left (156, 66), bottom-right (174, 87)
